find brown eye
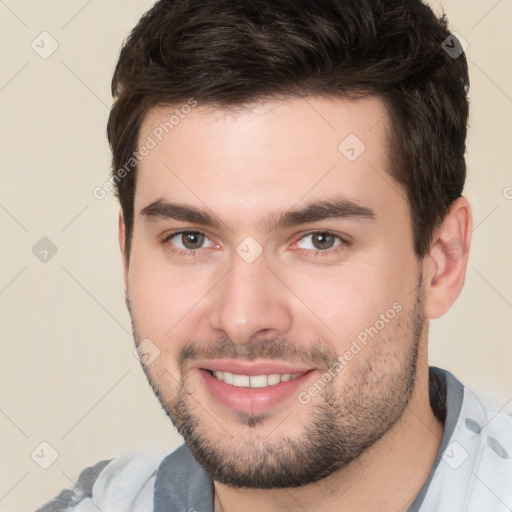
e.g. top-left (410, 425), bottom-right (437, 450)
top-left (311, 233), bottom-right (336, 250)
top-left (180, 232), bottom-right (205, 249)
top-left (168, 231), bottom-right (212, 251)
top-left (295, 232), bottom-right (343, 252)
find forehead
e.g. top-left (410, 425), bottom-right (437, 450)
top-left (134, 96), bottom-right (404, 227)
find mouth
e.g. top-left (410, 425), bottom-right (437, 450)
top-left (193, 360), bottom-right (317, 415)
top-left (208, 370), bottom-right (303, 388)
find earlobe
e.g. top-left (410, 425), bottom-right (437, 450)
top-left (423, 197), bottom-right (472, 319)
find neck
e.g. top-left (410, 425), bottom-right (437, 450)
top-left (214, 365), bottom-right (443, 512)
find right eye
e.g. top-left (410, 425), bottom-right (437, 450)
top-left (163, 230), bottom-right (218, 256)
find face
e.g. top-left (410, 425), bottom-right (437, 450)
top-left (123, 96), bottom-right (426, 488)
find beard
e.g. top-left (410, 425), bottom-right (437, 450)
top-left (128, 275), bottom-right (425, 489)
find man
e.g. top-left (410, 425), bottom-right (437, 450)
top-left (37, 0), bottom-right (512, 511)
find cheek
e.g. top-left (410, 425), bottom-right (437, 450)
top-left (293, 264), bottom-right (376, 319)
top-left (128, 266), bottom-right (205, 383)
top-left (285, 263), bottom-right (404, 353)
top-left (127, 247), bottom-right (217, 341)
top-left (130, 273), bottom-right (189, 335)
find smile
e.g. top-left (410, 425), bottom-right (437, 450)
top-left (210, 370), bottom-right (302, 388)
top-left (197, 364), bottom-right (317, 415)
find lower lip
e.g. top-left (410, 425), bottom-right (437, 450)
top-left (198, 369), bottom-right (315, 414)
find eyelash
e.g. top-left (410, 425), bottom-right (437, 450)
top-left (294, 231), bottom-right (350, 258)
top-left (161, 230), bottom-right (351, 258)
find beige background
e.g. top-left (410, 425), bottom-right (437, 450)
top-left (0, 1), bottom-right (511, 510)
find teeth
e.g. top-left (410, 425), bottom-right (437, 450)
top-left (249, 375), bottom-right (267, 388)
top-left (267, 374), bottom-right (281, 385)
top-left (232, 374), bottom-right (250, 387)
top-left (212, 371), bottom-right (302, 388)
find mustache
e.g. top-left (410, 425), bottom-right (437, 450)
top-left (177, 337), bottom-right (339, 372)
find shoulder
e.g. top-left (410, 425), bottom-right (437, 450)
top-left (425, 385), bottom-right (512, 511)
top-left (460, 388), bottom-right (512, 480)
top-left (462, 386), bottom-right (512, 454)
top-left (153, 444), bottom-right (214, 511)
top-left (35, 451), bottom-right (166, 512)
top-left (462, 388), bottom-right (512, 506)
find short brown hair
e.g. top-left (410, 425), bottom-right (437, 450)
top-left (107, 0), bottom-right (469, 261)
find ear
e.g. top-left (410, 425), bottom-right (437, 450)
top-left (118, 210), bottom-right (128, 283)
top-left (423, 196), bottom-right (472, 319)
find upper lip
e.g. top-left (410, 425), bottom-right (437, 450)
top-left (193, 359), bottom-right (314, 376)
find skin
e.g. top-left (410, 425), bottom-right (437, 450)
top-left (119, 96), bottom-right (472, 511)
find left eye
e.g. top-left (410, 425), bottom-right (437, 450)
top-left (168, 231), bottom-right (214, 250)
top-left (296, 232), bottom-right (342, 251)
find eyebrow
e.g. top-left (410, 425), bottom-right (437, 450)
top-left (140, 196), bottom-right (376, 232)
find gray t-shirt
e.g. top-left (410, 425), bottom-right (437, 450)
top-left (36, 367), bottom-right (512, 511)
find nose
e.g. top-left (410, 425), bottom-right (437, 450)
top-left (208, 253), bottom-right (293, 345)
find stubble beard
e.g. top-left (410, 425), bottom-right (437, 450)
top-left (128, 279), bottom-right (425, 489)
